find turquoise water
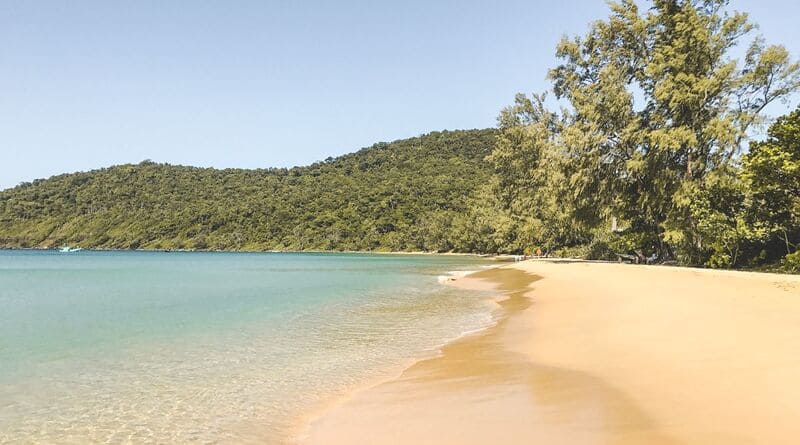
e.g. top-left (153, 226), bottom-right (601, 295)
top-left (0, 250), bottom-right (494, 444)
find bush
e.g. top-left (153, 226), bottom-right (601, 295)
top-left (585, 239), bottom-right (617, 261)
top-left (551, 244), bottom-right (589, 259)
top-left (782, 251), bottom-right (800, 273)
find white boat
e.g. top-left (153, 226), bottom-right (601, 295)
top-left (59, 246), bottom-right (82, 253)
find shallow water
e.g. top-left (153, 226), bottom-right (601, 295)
top-left (0, 250), bottom-right (494, 444)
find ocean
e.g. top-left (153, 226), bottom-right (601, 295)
top-left (0, 250), bottom-right (495, 444)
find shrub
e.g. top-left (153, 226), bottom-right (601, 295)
top-left (783, 251), bottom-right (800, 273)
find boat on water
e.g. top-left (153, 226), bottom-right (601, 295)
top-left (59, 246), bottom-right (83, 253)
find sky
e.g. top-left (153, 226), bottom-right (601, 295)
top-left (2, 0), bottom-right (799, 189)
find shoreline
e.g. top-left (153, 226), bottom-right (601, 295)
top-left (1, 251), bottom-right (500, 444)
top-left (300, 259), bottom-right (800, 444)
top-left (6, 246), bottom-right (796, 275)
top-left (295, 265), bottom-right (531, 444)
top-left (289, 265), bottom-right (510, 444)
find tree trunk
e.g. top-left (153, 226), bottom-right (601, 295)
top-left (782, 229), bottom-right (791, 255)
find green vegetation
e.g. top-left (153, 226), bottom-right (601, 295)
top-left (489, 0), bottom-right (800, 271)
top-left (741, 109), bottom-right (800, 271)
top-left (2, 0), bottom-right (799, 271)
top-left (0, 130), bottom-right (498, 252)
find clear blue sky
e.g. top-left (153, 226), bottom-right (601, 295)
top-left (2, 0), bottom-right (799, 189)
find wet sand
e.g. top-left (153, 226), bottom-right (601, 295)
top-left (301, 260), bottom-right (800, 444)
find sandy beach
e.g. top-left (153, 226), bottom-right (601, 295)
top-left (302, 260), bottom-right (800, 444)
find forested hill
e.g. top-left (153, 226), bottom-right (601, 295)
top-left (0, 129), bottom-right (498, 252)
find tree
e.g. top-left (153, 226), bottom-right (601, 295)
top-left (507, 0), bottom-right (799, 263)
top-left (489, 93), bottom-right (592, 252)
top-left (742, 107), bottom-right (800, 260)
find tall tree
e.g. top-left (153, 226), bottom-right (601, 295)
top-left (507, 0), bottom-right (799, 262)
top-left (488, 93), bottom-right (591, 252)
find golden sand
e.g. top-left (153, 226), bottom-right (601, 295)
top-left (302, 260), bottom-right (800, 444)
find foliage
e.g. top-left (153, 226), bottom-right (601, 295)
top-left (0, 130), bottom-right (502, 252)
top-left (489, 93), bottom-right (592, 251)
top-left (492, 0), bottom-right (800, 269)
top-left (741, 108), bottom-right (800, 269)
top-left (783, 251), bottom-right (800, 273)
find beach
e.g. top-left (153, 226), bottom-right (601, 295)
top-left (302, 260), bottom-right (800, 444)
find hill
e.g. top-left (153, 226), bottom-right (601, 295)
top-left (0, 129), bottom-right (498, 252)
